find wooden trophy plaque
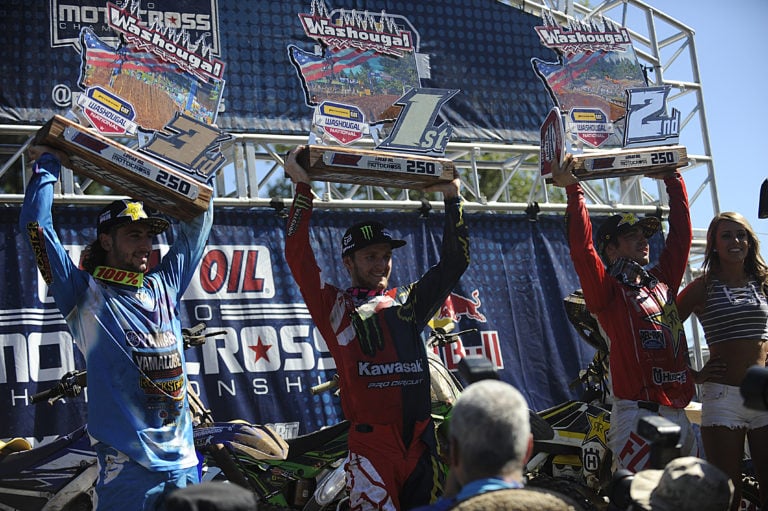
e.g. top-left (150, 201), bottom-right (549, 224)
top-left (296, 145), bottom-right (456, 190)
top-left (540, 107), bottom-right (688, 182)
top-left (571, 145), bottom-right (688, 180)
top-left (35, 115), bottom-right (211, 221)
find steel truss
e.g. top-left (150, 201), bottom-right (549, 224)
top-left (0, 0), bottom-right (717, 366)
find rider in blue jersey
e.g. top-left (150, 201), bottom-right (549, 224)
top-left (19, 145), bottom-right (213, 511)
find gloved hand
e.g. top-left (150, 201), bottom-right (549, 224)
top-left (350, 312), bottom-right (385, 357)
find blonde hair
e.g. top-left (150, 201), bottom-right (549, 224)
top-left (703, 212), bottom-right (768, 293)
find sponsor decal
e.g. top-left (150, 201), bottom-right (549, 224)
top-left (93, 266), bottom-right (144, 287)
top-left (639, 330), bottom-right (666, 350)
top-left (78, 86), bottom-right (138, 135)
top-left (357, 359), bottom-right (423, 377)
top-left (186, 245), bottom-right (276, 299)
top-left (585, 411), bottom-right (610, 447)
top-left (313, 101), bottom-right (366, 145)
top-left (644, 295), bottom-right (686, 358)
top-left (133, 350), bottom-right (183, 380)
top-left (568, 107), bottom-right (613, 148)
top-left (125, 330), bottom-right (178, 349)
top-left (436, 290), bottom-right (487, 323)
top-left (651, 367), bottom-right (688, 385)
top-left (432, 330), bottom-right (503, 372)
top-left (26, 223), bottom-right (54, 285)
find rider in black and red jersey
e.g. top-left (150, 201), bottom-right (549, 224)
top-left (551, 153), bottom-right (701, 473)
top-left (283, 146), bottom-right (469, 510)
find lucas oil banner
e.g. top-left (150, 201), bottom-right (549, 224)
top-left (1, 205), bottom-right (599, 441)
top-left (0, 0), bottom-right (556, 144)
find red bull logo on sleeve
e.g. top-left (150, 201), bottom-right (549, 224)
top-left (437, 290), bottom-right (487, 323)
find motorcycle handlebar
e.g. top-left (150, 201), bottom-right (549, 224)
top-left (31, 370), bottom-right (87, 404)
top-left (311, 374), bottom-right (339, 395)
top-left (428, 328), bottom-right (478, 347)
top-left (182, 323), bottom-right (226, 349)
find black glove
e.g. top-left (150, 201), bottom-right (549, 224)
top-left (350, 312), bottom-right (386, 357)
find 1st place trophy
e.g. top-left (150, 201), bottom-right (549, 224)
top-left (288, 2), bottom-right (458, 190)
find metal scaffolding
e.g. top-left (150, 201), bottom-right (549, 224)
top-left (0, 0), bottom-right (717, 365)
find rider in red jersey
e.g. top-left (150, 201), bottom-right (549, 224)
top-left (283, 146), bottom-right (469, 509)
top-left (551, 153), bottom-right (701, 473)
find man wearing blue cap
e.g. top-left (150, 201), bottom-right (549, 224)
top-left (283, 146), bottom-right (470, 510)
top-left (19, 145), bottom-right (213, 510)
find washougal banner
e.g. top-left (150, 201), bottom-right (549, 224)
top-left (0, 204), bottom-right (618, 443)
top-left (0, 0), bottom-right (557, 144)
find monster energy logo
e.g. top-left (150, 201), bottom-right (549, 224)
top-left (359, 225), bottom-right (374, 240)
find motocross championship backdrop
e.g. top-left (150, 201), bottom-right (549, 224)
top-left (0, 0), bottom-right (665, 441)
top-left (0, 0), bottom-right (557, 143)
top-left (2, 205), bottom-right (616, 440)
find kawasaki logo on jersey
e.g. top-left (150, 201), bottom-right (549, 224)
top-left (358, 360), bottom-right (423, 376)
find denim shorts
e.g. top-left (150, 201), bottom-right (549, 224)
top-left (700, 382), bottom-right (768, 429)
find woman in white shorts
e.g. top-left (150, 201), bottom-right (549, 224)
top-left (678, 211), bottom-right (768, 510)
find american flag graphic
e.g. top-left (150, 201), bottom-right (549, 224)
top-left (80, 28), bottom-right (180, 77)
top-left (534, 51), bottom-right (604, 92)
top-left (290, 45), bottom-right (378, 83)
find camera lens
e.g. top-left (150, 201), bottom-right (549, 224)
top-left (740, 366), bottom-right (768, 411)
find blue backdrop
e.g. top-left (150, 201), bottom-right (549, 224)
top-left (1, 204), bottom-right (613, 442)
top-left (0, 0), bottom-right (556, 144)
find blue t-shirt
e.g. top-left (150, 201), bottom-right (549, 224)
top-left (411, 477), bottom-right (525, 511)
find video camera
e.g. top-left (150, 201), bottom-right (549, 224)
top-left (741, 365), bottom-right (768, 411)
top-left (457, 355), bottom-right (499, 384)
top-left (638, 415), bottom-right (681, 469)
top-left (606, 415), bottom-right (682, 510)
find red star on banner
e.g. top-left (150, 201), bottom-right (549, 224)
top-left (247, 337), bottom-right (272, 362)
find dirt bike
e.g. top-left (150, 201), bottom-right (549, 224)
top-left (522, 290), bottom-right (763, 511)
top-left (196, 403), bottom-right (350, 511)
top-left (0, 324), bottom-right (286, 511)
top-left (216, 324), bottom-right (470, 511)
